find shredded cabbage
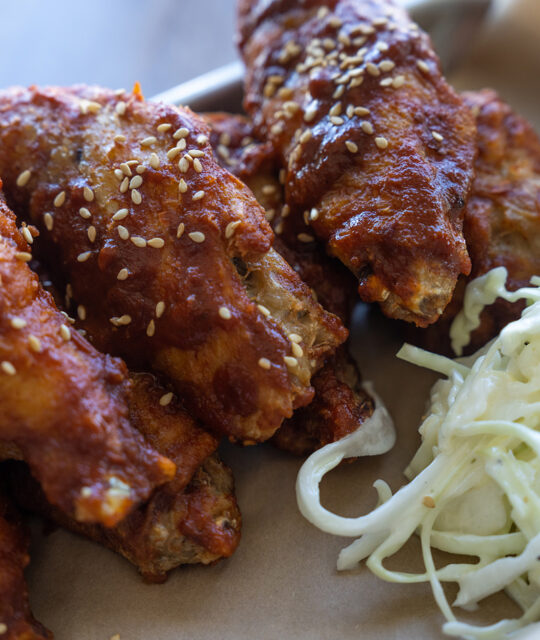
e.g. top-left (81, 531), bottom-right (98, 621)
top-left (297, 268), bottom-right (540, 640)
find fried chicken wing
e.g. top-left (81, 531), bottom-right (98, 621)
top-left (0, 85), bottom-right (346, 443)
top-left (238, 0), bottom-right (477, 326)
top-left (0, 487), bottom-right (52, 639)
top-left (10, 373), bottom-right (241, 581)
top-left (413, 90), bottom-right (540, 354)
top-left (0, 187), bottom-right (174, 527)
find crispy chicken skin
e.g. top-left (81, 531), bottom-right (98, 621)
top-left (10, 374), bottom-right (241, 581)
top-left (0, 187), bottom-right (174, 527)
top-left (0, 85), bottom-right (346, 443)
top-left (237, 0), bottom-right (477, 326)
top-left (0, 487), bottom-right (52, 639)
top-left (205, 112), bottom-right (374, 453)
top-left (413, 90), bottom-right (540, 354)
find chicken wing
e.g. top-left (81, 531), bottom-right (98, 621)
top-left (413, 90), bottom-right (540, 354)
top-left (0, 485), bottom-right (52, 639)
top-left (0, 85), bottom-right (346, 444)
top-left (0, 187), bottom-right (174, 527)
top-left (237, 0), bottom-right (477, 326)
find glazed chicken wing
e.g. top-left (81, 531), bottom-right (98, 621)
top-left (0, 486), bottom-right (52, 639)
top-left (238, 0), bottom-right (477, 326)
top-left (0, 187), bottom-right (174, 527)
top-left (0, 85), bottom-right (346, 444)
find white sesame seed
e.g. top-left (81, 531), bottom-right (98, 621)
top-left (176, 138), bottom-right (187, 151)
top-left (167, 147), bottom-right (182, 161)
top-left (114, 134), bottom-right (126, 143)
top-left (77, 251), bottom-right (91, 262)
top-left (225, 220), bottom-right (241, 239)
top-left (392, 75), bottom-right (405, 88)
top-left (117, 225), bottom-right (129, 240)
top-left (16, 169), bottom-right (31, 187)
top-left (141, 136), bottom-right (157, 147)
top-left (120, 163), bottom-right (132, 177)
top-left (304, 105), bottom-right (318, 122)
top-left (192, 191), bottom-right (205, 201)
top-left (298, 233), bottom-right (314, 243)
top-left (157, 123), bottom-right (172, 133)
top-left (432, 131), bottom-right (444, 142)
top-left (116, 101), bottom-right (127, 116)
top-left (159, 392), bottom-right (173, 407)
top-left (130, 236), bottom-right (146, 247)
top-left (28, 335), bottom-right (42, 353)
top-left (310, 208), bottom-right (320, 221)
top-left (257, 304), bottom-right (271, 317)
top-left (178, 179), bottom-right (188, 194)
top-left (43, 212), bottom-right (54, 230)
top-left (361, 121), bottom-right (374, 135)
top-left (173, 127), bottom-right (189, 140)
top-left (156, 301), bottom-right (165, 318)
top-left (189, 150), bottom-right (205, 158)
top-left (345, 140), bottom-right (358, 153)
top-left (120, 177), bottom-right (129, 193)
top-left (258, 357), bottom-right (271, 370)
top-left (196, 134), bottom-right (208, 145)
top-left (281, 204), bottom-right (290, 218)
top-left (83, 186), bottom-right (94, 202)
top-left (15, 252), bottom-right (32, 262)
top-left (87, 226), bottom-right (96, 242)
top-left (113, 208), bottom-right (129, 221)
top-left (417, 59), bottom-right (430, 73)
top-left (380, 78), bottom-right (393, 87)
top-left (131, 189), bottom-right (142, 205)
top-left (77, 305), bottom-right (86, 321)
top-left (176, 222), bottom-right (185, 238)
top-left (126, 160), bottom-right (139, 166)
top-left (110, 315), bottom-right (132, 326)
top-left (329, 102), bottom-right (342, 117)
top-left (136, 165), bottom-right (146, 174)
top-left (60, 324), bottom-right (71, 341)
top-left (114, 169), bottom-right (124, 180)
top-left (300, 130), bottom-right (312, 144)
top-left (179, 157), bottom-right (190, 173)
top-left (284, 356), bottom-right (298, 369)
top-left (188, 231), bottom-right (205, 243)
top-left (21, 227), bottom-right (33, 244)
top-left (379, 60), bottom-right (395, 72)
top-left (1, 361), bottom-right (16, 375)
top-left (146, 319), bottom-right (155, 337)
top-left (333, 85), bottom-right (345, 99)
top-left (150, 153), bottom-right (160, 169)
top-left (54, 191), bottom-right (66, 207)
top-left (330, 115), bottom-right (344, 126)
top-left (193, 158), bottom-right (203, 173)
top-left (366, 63), bottom-right (380, 77)
top-left (117, 268), bottom-right (129, 281)
top-left (129, 175), bottom-right (143, 189)
top-left (10, 317), bottom-right (26, 329)
top-left (148, 237), bottom-right (165, 249)
top-left (292, 342), bottom-right (304, 358)
top-left (354, 106), bottom-right (370, 116)
top-left (274, 221), bottom-right (283, 235)
top-left (375, 136), bottom-right (389, 149)
top-left (262, 184), bottom-right (277, 196)
top-left (79, 207), bottom-right (91, 219)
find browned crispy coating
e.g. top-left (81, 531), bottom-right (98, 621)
top-left (0, 187), bottom-right (175, 527)
top-left (0, 85), bottom-right (346, 443)
top-left (10, 374), bottom-right (241, 581)
top-left (0, 487), bottom-right (52, 639)
top-left (413, 90), bottom-right (540, 354)
top-left (238, 0), bottom-right (477, 326)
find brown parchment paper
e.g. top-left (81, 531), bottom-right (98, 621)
top-left (24, 2), bottom-right (540, 637)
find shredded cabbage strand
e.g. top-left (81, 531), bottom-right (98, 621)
top-left (296, 268), bottom-right (540, 640)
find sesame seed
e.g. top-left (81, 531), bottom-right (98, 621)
top-left (157, 123), bottom-right (172, 133)
top-left (274, 221), bottom-right (283, 235)
top-left (189, 150), bottom-right (205, 158)
top-left (117, 225), bottom-right (129, 240)
top-left (87, 226), bottom-right (96, 242)
top-left (380, 78), bottom-right (393, 87)
top-left (120, 163), bottom-right (133, 177)
top-left (130, 236), bottom-right (146, 248)
top-left (16, 169), bottom-right (31, 187)
top-left (346, 105), bottom-right (355, 118)
top-left (192, 191), bottom-right (205, 201)
top-left (83, 186), bottom-right (94, 202)
top-left (349, 77), bottom-right (364, 89)
top-left (115, 101), bottom-right (127, 115)
top-left (176, 138), bottom-right (187, 151)
top-left (117, 268), bottom-right (129, 281)
top-left (141, 136), bottom-right (157, 147)
top-left (129, 175), bottom-right (143, 189)
top-left (77, 251), bottom-right (91, 262)
top-left (310, 208), bottom-right (320, 221)
top-left (379, 60), bottom-right (395, 72)
top-left (156, 301), bottom-right (165, 318)
top-left (44, 212), bottom-right (54, 230)
top-left (77, 305), bottom-right (86, 321)
top-left (361, 121), bottom-right (374, 135)
top-left (422, 495), bottom-right (436, 508)
top-left (257, 304), bottom-right (271, 317)
top-left (179, 157), bottom-right (190, 173)
top-left (110, 315), bottom-right (132, 326)
top-left (146, 319), bottom-right (155, 337)
top-left (131, 189), bottom-right (142, 205)
top-left (173, 127), bottom-right (189, 140)
top-left (193, 158), bottom-right (203, 173)
top-left (329, 102), bottom-right (342, 117)
top-left (15, 252), bottom-right (32, 262)
top-left (60, 324), bottom-right (71, 341)
top-left (79, 207), bottom-right (91, 219)
top-left (258, 357), bottom-right (271, 370)
top-left (114, 169), bottom-right (124, 180)
top-left (113, 208), bottom-right (129, 221)
top-left (219, 306), bottom-right (232, 320)
top-left (136, 165), bottom-right (146, 174)
top-left (328, 16), bottom-right (342, 28)
top-left (197, 134), bottom-right (208, 145)
top-left (417, 59), bottom-right (430, 73)
top-left (345, 140), bottom-right (358, 153)
top-left (54, 191), bottom-right (66, 207)
top-left (375, 136), bottom-right (389, 149)
top-left (292, 342), bottom-right (304, 358)
top-left (300, 130), bottom-right (312, 144)
top-left (333, 85), bottom-right (345, 99)
top-left (1, 361), bottom-right (16, 375)
top-left (148, 237), bottom-right (165, 249)
top-left (225, 220), bottom-right (241, 238)
top-left (10, 317), bottom-right (26, 329)
top-left (284, 356), bottom-right (298, 369)
top-left (159, 392), bottom-right (173, 407)
top-left (392, 75), bottom-right (405, 88)
top-left (432, 131), bottom-right (444, 142)
top-left (366, 63), bottom-right (380, 77)
top-left (167, 147), bottom-right (182, 161)
top-left (282, 204), bottom-right (290, 218)
top-left (188, 231), bottom-right (205, 243)
top-left (28, 335), bottom-right (42, 353)
top-left (377, 41), bottom-right (389, 52)
top-left (21, 227), bottom-right (33, 244)
top-left (262, 184), bottom-right (277, 195)
top-left (289, 333), bottom-right (302, 343)
top-left (178, 179), bottom-right (188, 193)
top-left (119, 177), bottom-right (129, 193)
top-left (330, 116), bottom-right (344, 126)
top-left (176, 222), bottom-right (185, 238)
top-left (297, 233), bottom-right (315, 243)
top-left (150, 153), bottom-right (160, 169)
top-left (114, 135), bottom-right (126, 143)
top-left (304, 105), bottom-right (318, 122)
